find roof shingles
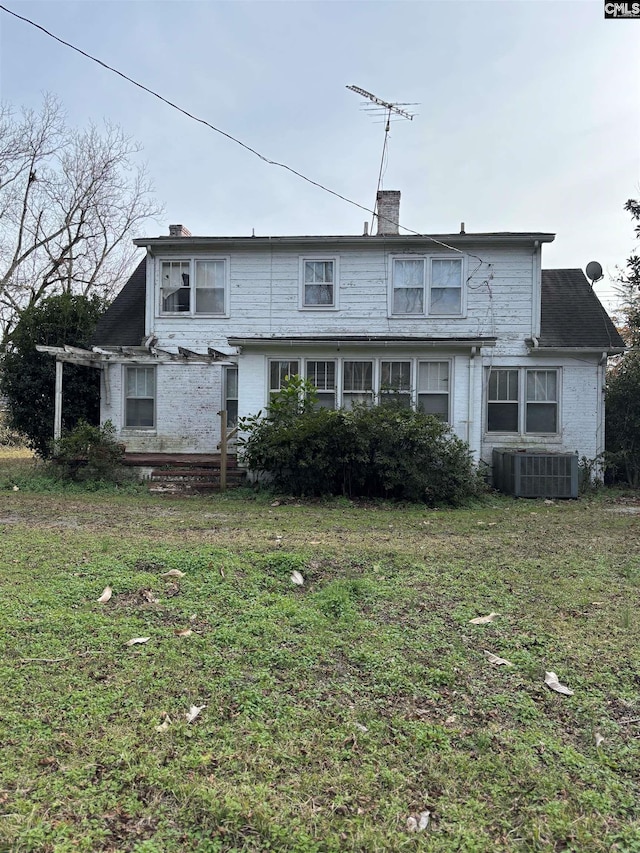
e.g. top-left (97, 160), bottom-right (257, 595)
top-left (539, 269), bottom-right (624, 349)
top-left (90, 258), bottom-right (146, 347)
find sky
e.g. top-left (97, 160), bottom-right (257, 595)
top-left (0, 0), bottom-right (638, 311)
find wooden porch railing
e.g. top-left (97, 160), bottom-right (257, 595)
top-left (217, 410), bottom-right (239, 492)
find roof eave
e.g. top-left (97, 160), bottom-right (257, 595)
top-left (228, 336), bottom-right (496, 349)
top-left (527, 344), bottom-right (627, 355)
top-left (134, 233), bottom-right (555, 251)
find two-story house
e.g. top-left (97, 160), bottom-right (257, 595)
top-left (52, 191), bottom-right (623, 480)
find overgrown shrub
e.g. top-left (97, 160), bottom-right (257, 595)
top-left (239, 377), bottom-right (484, 505)
top-left (606, 351), bottom-right (640, 486)
top-left (51, 420), bottom-right (126, 482)
top-left (0, 293), bottom-right (106, 457)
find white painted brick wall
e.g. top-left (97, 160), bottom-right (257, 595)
top-left (101, 362), bottom-right (224, 453)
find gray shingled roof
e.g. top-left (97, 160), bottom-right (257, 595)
top-left (540, 269), bottom-right (624, 349)
top-left (90, 257), bottom-right (146, 347)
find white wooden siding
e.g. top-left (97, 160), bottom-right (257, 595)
top-left (148, 244), bottom-right (535, 350)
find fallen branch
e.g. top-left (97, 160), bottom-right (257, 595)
top-left (18, 651), bottom-right (105, 664)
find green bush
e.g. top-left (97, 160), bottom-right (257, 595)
top-left (606, 351), bottom-right (640, 486)
top-left (51, 419), bottom-right (126, 482)
top-left (239, 377), bottom-right (484, 505)
top-left (0, 293), bottom-right (106, 458)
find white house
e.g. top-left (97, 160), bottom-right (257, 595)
top-left (64, 190), bottom-right (622, 481)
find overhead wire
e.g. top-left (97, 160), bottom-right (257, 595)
top-left (0, 2), bottom-right (490, 267)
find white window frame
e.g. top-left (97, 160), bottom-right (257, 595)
top-left (124, 365), bottom-right (156, 430)
top-left (305, 359), bottom-right (337, 409)
top-left (299, 256), bottom-right (339, 310)
top-left (342, 359), bottom-right (374, 409)
top-left (380, 359), bottom-right (413, 408)
top-left (264, 357), bottom-right (455, 421)
top-left (485, 367), bottom-right (561, 435)
top-left (224, 365), bottom-right (238, 428)
top-left (267, 359), bottom-right (300, 404)
top-left (157, 256), bottom-right (230, 318)
top-left (388, 254), bottom-right (465, 318)
top-left (417, 360), bottom-right (451, 422)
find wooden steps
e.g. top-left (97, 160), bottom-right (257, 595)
top-left (123, 453), bottom-right (246, 494)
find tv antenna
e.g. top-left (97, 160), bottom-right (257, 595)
top-left (347, 84), bottom-right (417, 233)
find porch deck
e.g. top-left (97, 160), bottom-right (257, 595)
top-left (123, 452), bottom-right (246, 493)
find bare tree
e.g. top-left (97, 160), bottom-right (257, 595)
top-left (0, 94), bottom-right (162, 343)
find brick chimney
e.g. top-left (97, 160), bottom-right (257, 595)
top-left (376, 190), bottom-right (400, 236)
top-left (169, 224), bottom-right (192, 237)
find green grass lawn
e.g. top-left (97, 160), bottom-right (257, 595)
top-left (0, 465), bottom-right (639, 851)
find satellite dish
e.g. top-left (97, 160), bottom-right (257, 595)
top-left (585, 261), bottom-right (603, 284)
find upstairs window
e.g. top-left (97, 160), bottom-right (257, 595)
top-left (161, 261), bottom-right (190, 312)
top-left (430, 258), bottom-right (462, 315)
top-left (301, 258), bottom-right (337, 308)
top-left (160, 258), bottom-right (228, 316)
top-left (390, 256), bottom-right (463, 317)
top-left (392, 259), bottom-right (425, 314)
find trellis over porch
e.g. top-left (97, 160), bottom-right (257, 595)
top-left (35, 344), bottom-right (242, 491)
top-left (35, 343), bottom-right (237, 442)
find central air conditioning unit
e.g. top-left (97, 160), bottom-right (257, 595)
top-left (492, 449), bottom-right (579, 499)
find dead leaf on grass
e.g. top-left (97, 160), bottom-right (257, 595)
top-left (309, 540), bottom-right (321, 546)
top-left (354, 723), bottom-right (368, 733)
top-left (290, 570), bottom-right (304, 586)
top-left (544, 671), bottom-right (574, 696)
top-left (483, 650), bottom-right (514, 666)
top-left (186, 704), bottom-right (205, 723)
top-left (97, 586), bottom-right (112, 604)
top-left (469, 612), bottom-right (498, 625)
top-left (271, 500), bottom-right (281, 507)
top-left (174, 628), bottom-right (193, 637)
top-left (12, 485), bottom-right (19, 491)
top-left (125, 637), bottom-right (150, 647)
top-left (154, 712), bottom-right (172, 733)
top-left (407, 811), bottom-right (430, 832)
top-left (162, 569), bottom-right (185, 578)
top-left (595, 731), bottom-right (605, 748)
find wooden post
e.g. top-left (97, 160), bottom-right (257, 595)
top-left (219, 409), bottom-right (228, 492)
top-left (54, 359), bottom-right (63, 444)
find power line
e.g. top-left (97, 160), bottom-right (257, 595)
top-left (0, 3), bottom-right (480, 260)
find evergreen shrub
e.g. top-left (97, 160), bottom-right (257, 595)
top-left (239, 376), bottom-right (484, 505)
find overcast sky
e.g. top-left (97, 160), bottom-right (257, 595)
top-left (0, 0), bottom-right (638, 310)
